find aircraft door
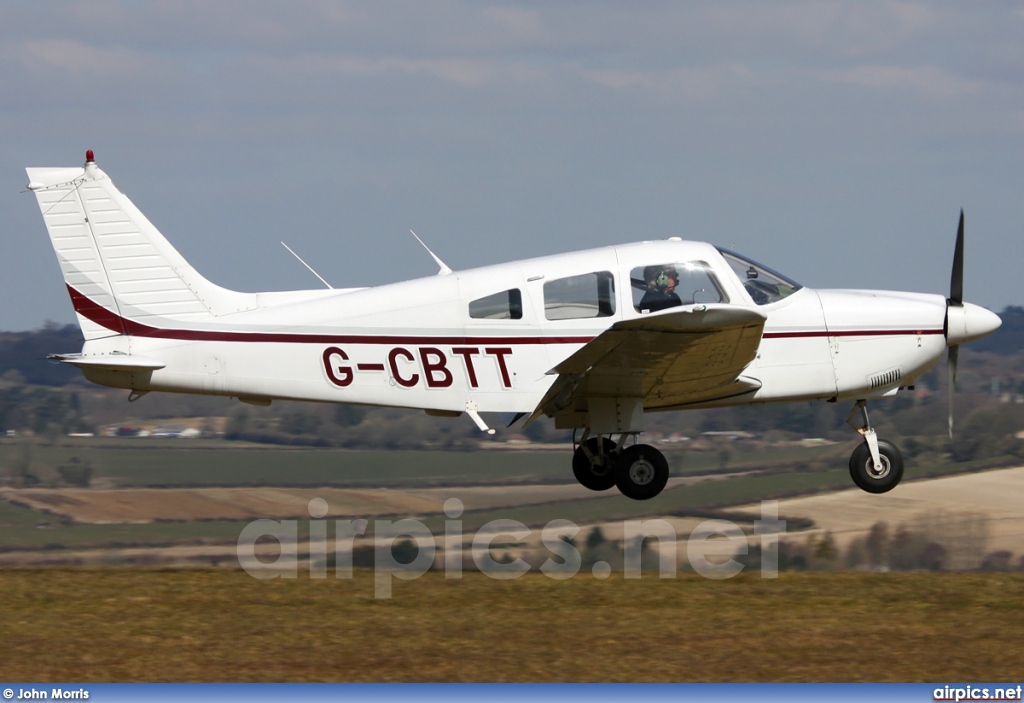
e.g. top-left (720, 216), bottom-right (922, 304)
top-left (753, 289), bottom-right (839, 401)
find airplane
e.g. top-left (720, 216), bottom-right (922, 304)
top-left (25, 151), bottom-right (1002, 500)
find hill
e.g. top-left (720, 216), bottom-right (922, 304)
top-left (0, 324), bottom-right (82, 386)
top-left (972, 305), bottom-right (1024, 355)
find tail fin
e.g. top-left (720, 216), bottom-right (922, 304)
top-left (26, 152), bottom-right (256, 340)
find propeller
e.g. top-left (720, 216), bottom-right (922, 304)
top-left (946, 210), bottom-right (964, 438)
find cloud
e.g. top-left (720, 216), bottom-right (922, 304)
top-left (479, 6), bottom-right (548, 47)
top-left (320, 56), bottom-right (501, 88)
top-left (9, 39), bottom-right (156, 79)
top-left (825, 63), bottom-right (985, 100)
top-left (2, 0), bottom-right (1023, 332)
top-left (584, 63), bottom-right (756, 102)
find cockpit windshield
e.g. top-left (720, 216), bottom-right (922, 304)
top-left (717, 248), bottom-right (802, 306)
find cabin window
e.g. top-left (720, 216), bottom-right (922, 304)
top-left (631, 261), bottom-right (726, 313)
top-left (717, 248), bottom-right (802, 306)
top-left (543, 271), bottom-right (616, 320)
top-left (469, 288), bottom-right (523, 320)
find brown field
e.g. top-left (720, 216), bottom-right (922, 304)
top-left (4, 465), bottom-right (1022, 573)
top-left (1, 569), bottom-right (1023, 682)
top-left (741, 465), bottom-right (1024, 554)
top-left (0, 474), bottom-right (731, 524)
top-left (1, 486), bottom-right (438, 523)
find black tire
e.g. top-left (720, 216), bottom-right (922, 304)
top-left (572, 437), bottom-right (618, 491)
top-left (614, 444), bottom-right (669, 500)
top-left (849, 439), bottom-right (904, 494)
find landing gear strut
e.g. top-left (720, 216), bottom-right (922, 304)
top-left (846, 400), bottom-right (904, 493)
top-left (572, 434), bottom-right (618, 491)
top-left (572, 430), bottom-right (670, 500)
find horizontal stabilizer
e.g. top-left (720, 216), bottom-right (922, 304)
top-left (47, 353), bottom-right (166, 371)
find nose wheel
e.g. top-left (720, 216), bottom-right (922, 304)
top-left (846, 400), bottom-right (904, 493)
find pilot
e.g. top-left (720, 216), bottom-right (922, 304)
top-left (639, 265), bottom-right (682, 312)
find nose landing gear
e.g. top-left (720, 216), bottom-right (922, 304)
top-left (846, 400), bottom-right (904, 493)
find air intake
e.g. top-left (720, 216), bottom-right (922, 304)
top-left (869, 368), bottom-right (902, 390)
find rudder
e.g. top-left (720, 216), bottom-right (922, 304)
top-left (26, 152), bottom-right (255, 340)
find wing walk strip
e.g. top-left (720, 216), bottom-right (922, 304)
top-left (67, 285), bottom-right (945, 346)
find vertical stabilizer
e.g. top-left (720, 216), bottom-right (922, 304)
top-left (26, 152), bottom-right (255, 340)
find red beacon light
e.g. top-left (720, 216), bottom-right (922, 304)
top-left (85, 150), bottom-right (95, 162)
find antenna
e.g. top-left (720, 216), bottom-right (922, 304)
top-left (410, 230), bottom-right (452, 276)
top-left (280, 242), bottom-right (333, 289)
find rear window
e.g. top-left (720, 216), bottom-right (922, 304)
top-left (469, 289), bottom-right (523, 320)
top-left (544, 272), bottom-right (616, 320)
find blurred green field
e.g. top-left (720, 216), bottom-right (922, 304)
top-left (0, 438), bottom-right (851, 487)
top-left (1, 569), bottom-right (1023, 682)
top-left (1, 440), bottom-right (572, 487)
top-left (0, 440), bottom-right (1014, 553)
top-left (1, 468), bottom-right (826, 551)
top-left (0, 520), bottom-right (252, 552)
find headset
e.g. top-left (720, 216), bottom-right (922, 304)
top-left (655, 269), bottom-right (677, 292)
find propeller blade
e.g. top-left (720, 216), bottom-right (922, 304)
top-left (945, 210), bottom-right (965, 438)
top-left (947, 344), bottom-right (959, 439)
top-left (950, 209), bottom-right (964, 306)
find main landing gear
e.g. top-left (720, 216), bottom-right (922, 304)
top-left (846, 400), bottom-right (904, 493)
top-left (572, 431), bottom-right (670, 500)
top-left (571, 401), bottom-right (906, 499)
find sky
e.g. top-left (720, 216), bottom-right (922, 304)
top-left (2, 1), bottom-right (1022, 331)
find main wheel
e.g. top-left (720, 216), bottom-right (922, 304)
top-left (614, 444), bottom-right (669, 500)
top-left (849, 439), bottom-right (904, 494)
top-left (572, 437), bottom-right (618, 491)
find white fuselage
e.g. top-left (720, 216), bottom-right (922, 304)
top-left (28, 156), bottom-right (1005, 499)
top-left (75, 239), bottom-right (953, 419)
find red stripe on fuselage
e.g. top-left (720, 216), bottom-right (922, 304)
top-left (65, 284), bottom-right (594, 345)
top-left (66, 285), bottom-right (945, 346)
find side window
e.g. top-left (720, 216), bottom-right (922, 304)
top-left (544, 272), bottom-right (616, 320)
top-left (631, 262), bottom-right (725, 313)
top-left (469, 289), bottom-right (523, 320)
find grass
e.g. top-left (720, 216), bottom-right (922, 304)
top-left (0, 447), bottom-right (1017, 552)
top-left (0, 499), bottom-right (47, 527)
top-left (442, 466), bottom-right (854, 533)
top-left (0, 438), bottom-right (855, 488)
top-left (0, 441), bottom-right (575, 487)
top-left (0, 520), bottom-right (252, 552)
top-left (0, 466), bottom-right (854, 551)
top-left (1, 569), bottom-right (1023, 682)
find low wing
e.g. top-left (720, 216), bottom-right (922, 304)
top-left (529, 304), bottom-right (766, 424)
